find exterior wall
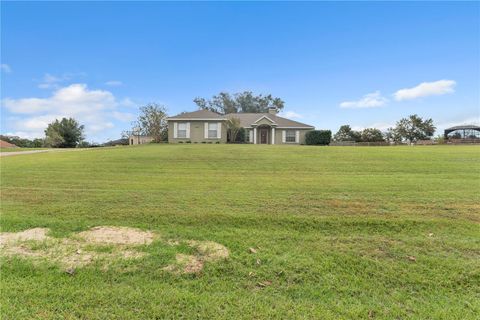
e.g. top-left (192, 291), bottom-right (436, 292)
top-left (168, 120), bottom-right (227, 143)
top-left (129, 135), bottom-right (154, 145)
top-left (275, 128), bottom-right (311, 145)
top-left (245, 127), bottom-right (312, 145)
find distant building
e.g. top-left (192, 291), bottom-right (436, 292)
top-left (0, 139), bottom-right (18, 148)
top-left (128, 135), bottom-right (154, 145)
top-left (444, 125), bottom-right (480, 140)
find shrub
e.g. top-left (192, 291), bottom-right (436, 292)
top-left (215, 141), bottom-right (220, 144)
top-left (305, 130), bottom-right (331, 145)
top-left (186, 141), bottom-right (191, 144)
top-left (178, 141), bottom-right (184, 144)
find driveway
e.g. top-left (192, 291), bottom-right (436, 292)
top-left (0, 150), bottom-right (51, 157)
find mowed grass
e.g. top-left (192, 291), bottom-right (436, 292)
top-left (1, 144), bottom-right (479, 319)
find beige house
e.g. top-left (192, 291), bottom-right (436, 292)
top-left (167, 108), bottom-right (314, 144)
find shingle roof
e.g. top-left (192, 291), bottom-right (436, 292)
top-left (168, 109), bottom-right (315, 128)
top-left (225, 113), bottom-right (314, 128)
top-left (167, 109), bottom-right (225, 120)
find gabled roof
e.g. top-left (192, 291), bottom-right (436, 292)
top-left (167, 109), bottom-right (225, 120)
top-left (167, 109), bottom-right (314, 128)
top-left (225, 113), bottom-right (314, 128)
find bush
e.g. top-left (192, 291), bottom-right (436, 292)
top-left (186, 141), bottom-right (191, 144)
top-left (305, 130), bottom-right (331, 145)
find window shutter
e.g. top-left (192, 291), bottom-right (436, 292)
top-left (295, 130), bottom-right (300, 143)
top-left (204, 122), bottom-right (208, 139)
top-left (173, 122), bottom-right (178, 139)
top-left (217, 122), bottom-right (221, 138)
top-left (249, 129), bottom-right (253, 143)
top-left (282, 130), bottom-right (286, 143)
top-left (186, 122), bottom-right (191, 138)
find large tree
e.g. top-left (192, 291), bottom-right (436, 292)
top-left (134, 103), bottom-right (168, 142)
top-left (360, 128), bottom-right (385, 142)
top-left (388, 114), bottom-right (436, 143)
top-left (333, 125), bottom-right (361, 142)
top-left (44, 118), bottom-right (84, 148)
top-left (193, 91), bottom-right (285, 114)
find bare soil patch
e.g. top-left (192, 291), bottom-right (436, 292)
top-left (1, 226), bottom-right (228, 274)
top-left (77, 226), bottom-right (154, 245)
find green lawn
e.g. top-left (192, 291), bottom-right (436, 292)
top-left (1, 145), bottom-right (479, 319)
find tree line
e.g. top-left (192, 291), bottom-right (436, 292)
top-left (2, 91), bottom-right (438, 147)
top-left (333, 115), bottom-right (436, 144)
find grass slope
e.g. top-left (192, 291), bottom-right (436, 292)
top-left (1, 145), bottom-right (479, 319)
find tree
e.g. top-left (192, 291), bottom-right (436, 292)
top-left (388, 114), bottom-right (436, 143)
top-left (45, 118), bottom-right (84, 148)
top-left (193, 91), bottom-right (285, 114)
top-left (135, 103), bottom-right (168, 142)
top-left (360, 128), bottom-right (385, 142)
top-left (333, 125), bottom-right (361, 142)
top-left (225, 117), bottom-right (242, 143)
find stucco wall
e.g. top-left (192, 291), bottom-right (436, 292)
top-left (168, 120), bottom-right (227, 143)
top-left (245, 128), bottom-right (312, 144)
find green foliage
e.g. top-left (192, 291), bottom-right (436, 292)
top-left (225, 117), bottom-right (242, 143)
top-left (134, 103), bottom-right (168, 142)
top-left (360, 128), bottom-right (385, 142)
top-left (305, 130), bottom-right (331, 145)
top-left (333, 125), bottom-right (361, 142)
top-left (193, 91), bottom-right (285, 114)
top-left (0, 135), bottom-right (45, 148)
top-left (44, 118), bottom-right (84, 148)
top-left (388, 114), bottom-right (436, 143)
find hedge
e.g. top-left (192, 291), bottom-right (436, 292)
top-left (305, 130), bottom-right (331, 145)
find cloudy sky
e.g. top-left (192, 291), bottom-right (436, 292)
top-left (1, 2), bottom-right (479, 142)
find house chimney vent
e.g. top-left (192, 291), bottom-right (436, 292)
top-left (268, 107), bottom-right (278, 115)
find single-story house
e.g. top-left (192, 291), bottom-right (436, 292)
top-left (166, 107), bottom-right (315, 144)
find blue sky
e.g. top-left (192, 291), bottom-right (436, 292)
top-left (1, 1), bottom-right (479, 142)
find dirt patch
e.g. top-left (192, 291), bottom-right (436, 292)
top-left (1, 226), bottom-right (228, 274)
top-left (163, 254), bottom-right (204, 274)
top-left (77, 226), bottom-right (154, 245)
top-left (0, 228), bottom-right (50, 244)
top-left (163, 240), bottom-right (229, 274)
top-left (187, 240), bottom-right (229, 261)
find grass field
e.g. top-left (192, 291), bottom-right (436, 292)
top-left (1, 144), bottom-right (479, 319)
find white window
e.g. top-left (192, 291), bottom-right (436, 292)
top-left (177, 123), bottom-right (187, 138)
top-left (245, 129), bottom-right (250, 142)
top-left (285, 130), bottom-right (296, 142)
top-left (208, 123), bottom-right (218, 138)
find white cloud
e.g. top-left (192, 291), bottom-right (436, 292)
top-left (37, 73), bottom-right (67, 89)
top-left (105, 80), bottom-right (123, 87)
top-left (340, 91), bottom-right (388, 109)
top-left (1, 64), bottom-right (12, 73)
top-left (2, 83), bottom-right (135, 139)
top-left (279, 110), bottom-right (303, 119)
top-left (394, 80), bottom-right (456, 101)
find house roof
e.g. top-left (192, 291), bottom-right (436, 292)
top-left (444, 125), bottom-right (480, 131)
top-left (167, 109), bottom-right (225, 120)
top-left (168, 109), bottom-right (314, 129)
top-left (225, 113), bottom-right (314, 128)
top-left (0, 139), bottom-right (18, 148)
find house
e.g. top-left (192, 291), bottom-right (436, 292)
top-left (166, 107), bottom-right (314, 144)
top-left (128, 134), bottom-right (154, 145)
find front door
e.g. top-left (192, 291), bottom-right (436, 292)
top-left (260, 129), bottom-right (268, 144)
